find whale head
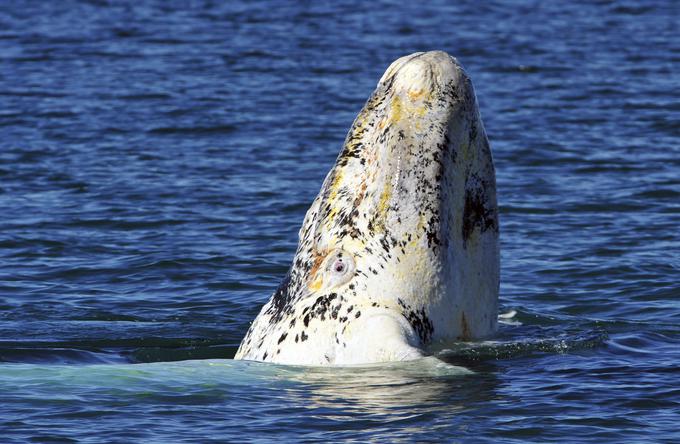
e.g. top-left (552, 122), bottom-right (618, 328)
top-left (235, 51), bottom-right (499, 365)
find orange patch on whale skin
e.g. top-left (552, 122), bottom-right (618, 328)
top-left (352, 181), bottom-right (368, 210)
top-left (308, 249), bottom-right (330, 290)
top-left (460, 312), bottom-right (471, 341)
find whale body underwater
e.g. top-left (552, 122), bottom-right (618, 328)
top-left (235, 51), bottom-right (499, 366)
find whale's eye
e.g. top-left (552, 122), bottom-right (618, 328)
top-left (325, 250), bottom-right (355, 286)
top-left (333, 259), bottom-right (347, 274)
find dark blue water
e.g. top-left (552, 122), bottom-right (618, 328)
top-left (1, 0), bottom-right (678, 442)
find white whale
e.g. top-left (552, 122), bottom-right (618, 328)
top-left (236, 51), bottom-right (499, 365)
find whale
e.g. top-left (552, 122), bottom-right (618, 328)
top-left (235, 51), bottom-right (499, 365)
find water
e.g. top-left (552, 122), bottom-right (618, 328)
top-left (1, 0), bottom-right (678, 442)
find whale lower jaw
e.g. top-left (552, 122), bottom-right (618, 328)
top-left (335, 312), bottom-right (424, 364)
top-left (239, 308), bottom-right (426, 366)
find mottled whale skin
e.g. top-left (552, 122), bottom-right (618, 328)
top-left (235, 51), bottom-right (499, 365)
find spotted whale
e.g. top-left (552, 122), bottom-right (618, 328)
top-left (235, 51), bottom-right (499, 365)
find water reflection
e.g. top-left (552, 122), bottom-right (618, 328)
top-left (258, 358), bottom-right (501, 436)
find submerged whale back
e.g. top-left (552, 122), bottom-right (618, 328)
top-left (236, 51), bottom-right (499, 365)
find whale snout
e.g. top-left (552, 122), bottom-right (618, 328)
top-left (378, 50), bottom-right (468, 97)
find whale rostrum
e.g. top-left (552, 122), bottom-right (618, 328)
top-left (235, 51), bottom-right (499, 365)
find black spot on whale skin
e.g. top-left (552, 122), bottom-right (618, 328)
top-left (241, 323), bottom-right (255, 346)
top-left (425, 214), bottom-right (441, 250)
top-left (462, 175), bottom-right (498, 244)
top-left (267, 270), bottom-right (294, 323)
top-left (405, 308), bottom-right (434, 344)
top-left (367, 219), bottom-right (375, 234)
top-left (442, 82), bottom-right (459, 104)
top-left (395, 298), bottom-right (434, 344)
top-left (379, 235), bottom-right (392, 253)
top-left (335, 207), bottom-right (361, 239)
top-left (301, 293), bottom-right (339, 325)
top-left (278, 332), bottom-right (288, 344)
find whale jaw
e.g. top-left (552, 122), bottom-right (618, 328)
top-left (235, 51), bottom-right (499, 366)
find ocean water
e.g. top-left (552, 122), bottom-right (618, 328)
top-left (1, 0), bottom-right (678, 442)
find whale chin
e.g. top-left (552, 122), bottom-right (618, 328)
top-left (289, 310), bottom-right (425, 366)
top-left (235, 51), bottom-right (499, 366)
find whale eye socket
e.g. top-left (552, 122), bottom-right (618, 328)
top-left (325, 250), bottom-right (355, 286)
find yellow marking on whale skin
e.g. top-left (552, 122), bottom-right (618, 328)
top-left (324, 170), bottom-right (345, 230)
top-left (407, 88), bottom-right (425, 101)
top-left (309, 277), bottom-right (323, 292)
top-left (349, 108), bottom-right (373, 140)
top-left (378, 181), bottom-right (392, 215)
top-left (396, 90), bottom-right (431, 130)
top-left (407, 102), bottom-right (428, 131)
top-left (325, 206), bottom-right (339, 229)
top-left (328, 170), bottom-right (344, 200)
top-left (390, 96), bottom-right (403, 123)
top-left (373, 180), bottom-right (393, 232)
